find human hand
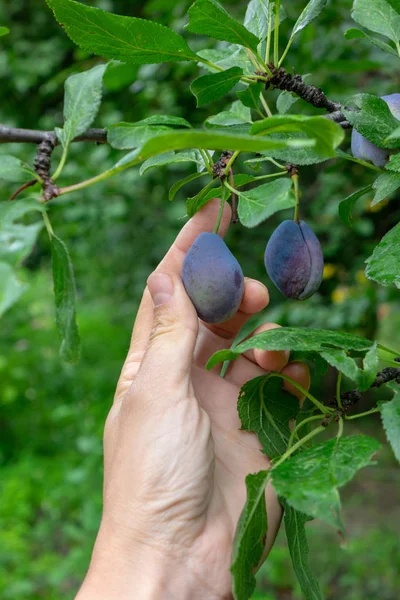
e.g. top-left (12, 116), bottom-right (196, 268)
top-left (77, 199), bottom-right (310, 600)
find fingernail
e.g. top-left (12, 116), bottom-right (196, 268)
top-left (147, 273), bottom-right (174, 307)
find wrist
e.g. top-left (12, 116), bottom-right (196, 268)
top-left (76, 522), bottom-right (219, 600)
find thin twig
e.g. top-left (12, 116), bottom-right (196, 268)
top-left (229, 168), bottom-right (238, 224)
top-left (8, 179), bottom-right (37, 201)
top-left (331, 358), bottom-right (400, 411)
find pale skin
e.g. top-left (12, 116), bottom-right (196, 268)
top-left (76, 198), bottom-right (310, 600)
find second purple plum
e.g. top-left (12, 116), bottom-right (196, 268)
top-left (351, 93), bottom-right (400, 167)
top-left (264, 220), bottom-right (324, 300)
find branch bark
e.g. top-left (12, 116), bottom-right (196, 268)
top-left (259, 66), bottom-right (350, 128)
top-left (333, 359), bottom-right (400, 410)
top-left (0, 125), bottom-right (107, 145)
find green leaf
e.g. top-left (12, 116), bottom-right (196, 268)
top-left (272, 436), bottom-right (381, 530)
top-left (117, 128), bottom-right (314, 169)
top-left (50, 234), bottom-right (81, 363)
top-left (237, 82), bottom-right (264, 111)
top-left (244, 0), bottom-right (285, 40)
top-left (321, 342), bottom-right (379, 392)
top-left (55, 63), bottom-right (107, 150)
top-left (206, 101), bottom-right (252, 127)
top-left (380, 393), bottom-right (400, 462)
top-left (103, 61), bottom-right (139, 91)
top-left (282, 500), bottom-right (323, 600)
top-left (0, 26), bottom-right (10, 37)
top-left (386, 0), bottom-right (400, 15)
top-left (385, 125), bottom-right (400, 142)
top-left (291, 0), bottom-right (328, 38)
top-left (385, 152), bottom-right (400, 171)
top-left (257, 135), bottom-right (329, 165)
top-left (371, 172), bottom-right (400, 206)
top-left (344, 27), bottom-right (399, 57)
top-left (107, 123), bottom-right (171, 150)
top-left (47, 0), bottom-right (198, 64)
top-left (0, 261), bottom-right (26, 318)
top-left (338, 184), bottom-right (373, 227)
top-left (276, 91), bottom-right (300, 114)
top-left (231, 470), bottom-right (269, 600)
top-left (186, 0), bottom-right (260, 52)
top-left (190, 67), bottom-right (243, 107)
top-left (244, 0), bottom-right (270, 39)
top-left (342, 94), bottom-right (400, 149)
top-left (169, 171), bottom-right (207, 201)
top-left (186, 178), bottom-right (219, 217)
top-left (352, 0), bottom-right (400, 44)
top-left (0, 198), bottom-right (44, 266)
top-left (0, 155), bottom-right (38, 183)
top-left (238, 178), bottom-right (294, 227)
top-left (114, 127), bottom-right (314, 172)
top-left (139, 151), bottom-right (203, 176)
top-left (251, 115), bottom-right (345, 157)
top-left (197, 48), bottom-right (254, 74)
top-left (187, 173), bottom-right (257, 216)
top-left (139, 115), bottom-right (192, 128)
top-left (206, 327), bottom-right (374, 370)
top-left (238, 377), bottom-right (299, 459)
top-left (365, 221), bottom-right (400, 288)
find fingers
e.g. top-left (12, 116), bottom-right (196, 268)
top-left (243, 323), bottom-right (290, 372)
top-left (158, 198), bottom-right (232, 273)
top-left (130, 273), bottom-right (199, 408)
top-left (202, 279), bottom-right (269, 341)
top-left (281, 361), bottom-right (311, 403)
top-left (193, 279), bottom-right (270, 368)
top-left (224, 323), bottom-right (289, 385)
top-left (114, 199), bottom-right (231, 401)
top-left (225, 325), bottom-right (310, 403)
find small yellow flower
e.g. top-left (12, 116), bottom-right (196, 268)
top-left (332, 286), bottom-right (348, 304)
top-left (323, 264), bottom-right (336, 280)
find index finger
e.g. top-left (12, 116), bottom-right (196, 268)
top-left (114, 198), bottom-right (231, 401)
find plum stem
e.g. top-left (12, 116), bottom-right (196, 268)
top-left (292, 173), bottom-right (300, 222)
top-left (213, 187), bottom-right (228, 234)
top-left (265, 1), bottom-right (273, 65)
top-left (287, 413), bottom-right (326, 450)
top-left (336, 372), bottom-right (343, 410)
top-left (344, 406), bottom-right (380, 420)
top-left (274, 0), bottom-right (281, 67)
top-left (229, 169), bottom-right (239, 223)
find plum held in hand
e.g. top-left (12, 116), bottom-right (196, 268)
top-left (182, 232), bottom-right (245, 323)
top-left (265, 220), bottom-right (324, 300)
top-left (351, 93), bottom-right (400, 167)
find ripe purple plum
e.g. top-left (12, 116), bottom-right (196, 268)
top-left (264, 220), bottom-right (324, 300)
top-left (182, 232), bottom-right (244, 323)
top-left (351, 93), bottom-right (400, 167)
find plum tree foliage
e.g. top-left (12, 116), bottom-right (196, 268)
top-left (1, 0), bottom-right (400, 599)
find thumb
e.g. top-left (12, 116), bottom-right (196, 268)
top-left (137, 272), bottom-right (199, 392)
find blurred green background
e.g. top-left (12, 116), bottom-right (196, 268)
top-left (0, 0), bottom-right (399, 598)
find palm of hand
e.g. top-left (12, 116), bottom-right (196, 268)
top-left (106, 200), bottom-right (308, 599)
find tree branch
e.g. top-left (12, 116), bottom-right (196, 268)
top-left (258, 66), bottom-right (350, 128)
top-left (0, 125), bottom-right (107, 145)
top-left (331, 359), bottom-right (400, 410)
